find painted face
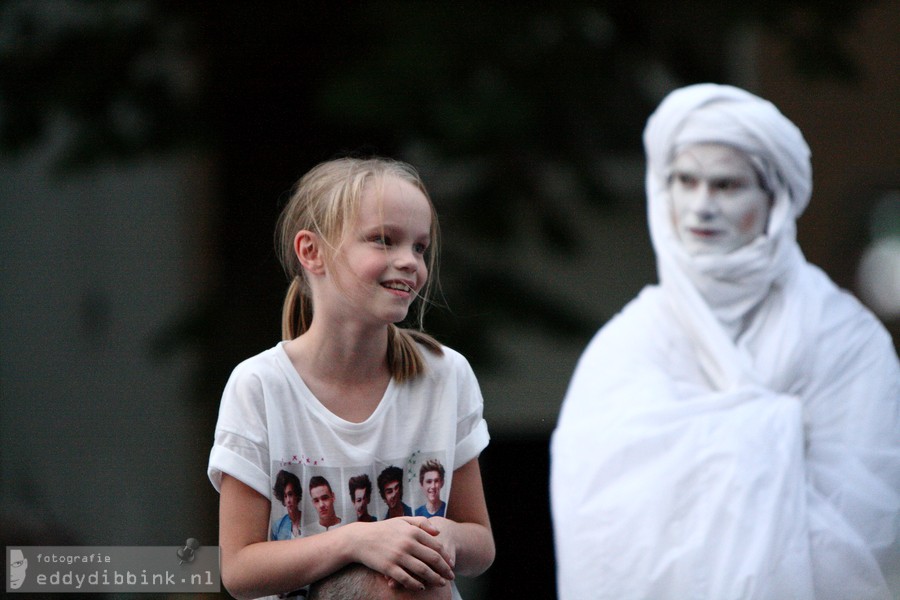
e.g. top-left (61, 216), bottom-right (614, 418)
top-left (311, 484), bottom-right (337, 523)
top-left (669, 144), bottom-right (771, 255)
top-left (283, 482), bottom-right (301, 520)
top-left (331, 175), bottom-right (432, 325)
top-left (421, 470), bottom-right (443, 504)
top-left (353, 487), bottom-right (370, 517)
top-left (383, 480), bottom-right (402, 508)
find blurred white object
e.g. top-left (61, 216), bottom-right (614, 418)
top-left (858, 238), bottom-right (900, 320)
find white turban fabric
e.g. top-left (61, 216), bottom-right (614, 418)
top-left (551, 84), bottom-right (900, 600)
top-left (645, 83), bottom-right (812, 217)
top-left (645, 84), bottom-right (814, 389)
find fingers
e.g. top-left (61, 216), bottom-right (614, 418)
top-left (378, 548), bottom-right (449, 591)
top-left (416, 519), bottom-right (441, 536)
top-left (396, 526), bottom-right (455, 584)
top-left (393, 518), bottom-right (451, 566)
top-left (398, 516), bottom-right (433, 531)
top-left (419, 517), bottom-right (456, 571)
top-left (384, 559), bottom-right (448, 591)
top-left (358, 519), bottom-right (455, 590)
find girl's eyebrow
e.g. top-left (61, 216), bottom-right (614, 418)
top-left (367, 222), bottom-right (429, 235)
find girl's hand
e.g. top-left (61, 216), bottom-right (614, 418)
top-left (419, 516), bottom-right (458, 569)
top-left (351, 517), bottom-right (454, 590)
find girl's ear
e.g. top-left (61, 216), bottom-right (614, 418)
top-left (295, 230), bottom-right (325, 275)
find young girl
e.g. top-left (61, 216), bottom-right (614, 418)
top-left (208, 157), bottom-right (495, 600)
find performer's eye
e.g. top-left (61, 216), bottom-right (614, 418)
top-left (711, 178), bottom-right (749, 192)
top-left (674, 173), bottom-right (698, 188)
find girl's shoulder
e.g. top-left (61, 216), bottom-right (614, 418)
top-left (411, 340), bottom-right (486, 416)
top-left (418, 338), bottom-right (473, 374)
top-left (423, 344), bottom-right (486, 407)
top-left (395, 327), bottom-right (475, 377)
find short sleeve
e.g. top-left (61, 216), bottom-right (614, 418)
top-left (447, 348), bottom-right (490, 468)
top-left (207, 361), bottom-right (272, 498)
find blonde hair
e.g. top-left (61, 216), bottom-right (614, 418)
top-left (275, 157), bottom-right (442, 381)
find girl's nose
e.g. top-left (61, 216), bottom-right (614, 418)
top-left (394, 247), bottom-right (418, 270)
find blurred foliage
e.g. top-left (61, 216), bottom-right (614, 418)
top-left (0, 0), bottom-right (873, 373)
top-left (0, 1), bottom-right (204, 166)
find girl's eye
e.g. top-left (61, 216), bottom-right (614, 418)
top-left (371, 235), bottom-right (391, 246)
top-left (414, 243), bottom-right (428, 254)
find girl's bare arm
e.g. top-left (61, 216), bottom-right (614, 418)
top-left (427, 457), bottom-right (496, 577)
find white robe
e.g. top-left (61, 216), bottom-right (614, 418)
top-left (550, 84), bottom-right (900, 600)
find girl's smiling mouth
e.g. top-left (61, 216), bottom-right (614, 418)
top-left (382, 280), bottom-right (415, 294)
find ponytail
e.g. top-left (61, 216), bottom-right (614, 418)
top-left (283, 280), bottom-right (443, 383)
top-left (386, 324), bottom-right (443, 382)
top-left (281, 277), bottom-right (314, 341)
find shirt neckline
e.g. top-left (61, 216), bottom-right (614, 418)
top-left (273, 341), bottom-right (397, 430)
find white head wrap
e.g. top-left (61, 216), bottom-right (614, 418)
top-left (643, 83), bottom-right (813, 389)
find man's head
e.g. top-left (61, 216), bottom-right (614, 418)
top-left (643, 83), bottom-right (813, 266)
top-left (307, 563), bottom-right (452, 600)
top-left (377, 466), bottom-right (404, 508)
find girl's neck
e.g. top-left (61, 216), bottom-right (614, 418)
top-left (292, 319), bottom-right (388, 378)
top-left (284, 320), bottom-right (392, 422)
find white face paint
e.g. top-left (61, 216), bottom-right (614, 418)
top-left (669, 144), bottom-right (771, 255)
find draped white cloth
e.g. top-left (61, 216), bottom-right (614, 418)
top-left (551, 84), bottom-right (900, 600)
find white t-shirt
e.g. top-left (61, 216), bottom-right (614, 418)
top-left (208, 341), bottom-right (489, 598)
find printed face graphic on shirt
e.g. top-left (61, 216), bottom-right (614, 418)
top-left (669, 143), bottom-right (771, 255)
top-left (283, 481), bottom-right (301, 521)
top-left (421, 470), bottom-right (443, 505)
top-left (311, 484), bottom-right (339, 527)
top-left (353, 487), bottom-right (371, 518)
top-left (383, 480), bottom-right (402, 508)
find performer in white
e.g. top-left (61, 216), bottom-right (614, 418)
top-left (550, 83), bottom-right (900, 600)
